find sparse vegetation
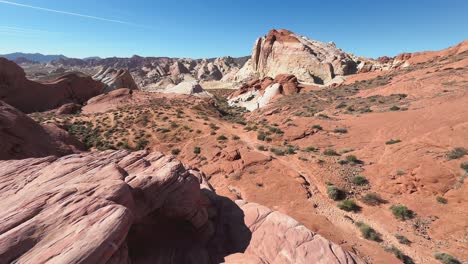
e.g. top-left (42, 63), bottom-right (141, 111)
top-left (384, 246), bottom-right (414, 264)
top-left (337, 199), bottom-right (360, 212)
top-left (312, 124), bottom-right (323, 130)
top-left (352, 175), bottom-right (368, 185)
top-left (171, 148), bottom-right (181, 155)
top-left (361, 193), bottom-right (386, 206)
top-left (434, 252), bottom-right (461, 264)
top-left (390, 205), bottom-right (414, 220)
top-left (194, 146), bottom-right (201, 154)
top-left (334, 128), bottom-right (348, 134)
top-left (217, 135), bottom-right (228, 141)
top-left (355, 222), bottom-right (380, 241)
top-left (303, 146), bottom-right (318, 152)
top-left (436, 196), bottom-right (447, 204)
top-left (447, 147), bottom-right (467, 160)
top-left (461, 162), bottom-right (468, 172)
top-left (386, 139), bottom-right (402, 145)
top-left (257, 145), bottom-right (268, 151)
top-left (323, 149), bottom-right (339, 156)
top-left (395, 234), bottom-right (411, 245)
top-left (327, 185), bottom-right (344, 201)
top-left (232, 135), bottom-right (240, 140)
top-left (390, 106), bottom-right (401, 111)
top-left (345, 155), bottom-right (361, 164)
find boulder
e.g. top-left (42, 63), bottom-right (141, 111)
top-left (0, 150), bottom-right (363, 264)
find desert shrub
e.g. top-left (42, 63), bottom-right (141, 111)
top-left (210, 131), bottom-right (216, 135)
top-left (461, 162), bottom-right (468, 172)
top-left (338, 159), bottom-right (349, 165)
top-left (436, 196), bottom-right (447, 204)
top-left (134, 139), bottom-right (149, 150)
top-left (336, 102), bottom-right (347, 109)
top-left (217, 135), bottom-right (228, 141)
top-left (232, 135), bottom-right (240, 140)
top-left (385, 246), bottom-right (414, 264)
top-left (257, 145), bottom-right (268, 151)
top-left (386, 139), bottom-right (402, 145)
top-left (318, 113), bottom-right (329, 119)
top-left (352, 175), bottom-right (368, 185)
top-left (434, 252), bottom-right (461, 264)
top-left (390, 106), bottom-right (401, 111)
top-left (337, 199), bottom-right (360, 212)
top-left (304, 146), bottom-right (318, 152)
top-left (334, 128), bottom-right (348, 133)
top-left (285, 146), bottom-right (297, 155)
top-left (270, 148), bottom-right (286, 156)
top-left (257, 132), bottom-right (267, 141)
top-left (209, 123), bottom-right (220, 130)
top-left (355, 222), bottom-right (380, 241)
top-left (312, 124), bottom-right (323, 130)
top-left (346, 155), bottom-right (360, 163)
top-left (171, 148), bottom-right (181, 155)
top-left (196, 129), bottom-right (202, 134)
top-left (327, 185), bottom-right (344, 201)
top-left (395, 234), bottom-right (411, 245)
top-left (323, 149), bottom-right (339, 156)
top-left (390, 205), bottom-right (414, 220)
top-left (361, 193), bottom-right (385, 206)
top-left (447, 147), bottom-right (467, 160)
top-left (268, 126), bottom-right (284, 134)
top-left (346, 106), bottom-right (355, 112)
top-left (194, 146), bottom-right (201, 154)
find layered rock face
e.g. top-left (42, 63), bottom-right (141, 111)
top-left (0, 58), bottom-right (105, 113)
top-left (0, 100), bottom-right (84, 160)
top-left (228, 74), bottom-right (299, 111)
top-left (235, 29), bottom-right (358, 84)
top-left (93, 67), bottom-right (139, 92)
top-left (0, 150), bottom-right (362, 264)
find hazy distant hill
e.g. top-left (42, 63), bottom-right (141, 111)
top-left (0, 52), bottom-right (67, 63)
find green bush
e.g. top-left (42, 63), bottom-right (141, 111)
top-left (361, 193), bottom-right (385, 206)
top-left (447, 148), bottom-right (467, 160)
top-left (334, 128), bottom-right (348, 134)
top-left (217, 135), bottom-right (228, 141)
top-left (385, 246), bottom-right (414, 264)
top-left (434, 252), bottom-right (461, 264)
top-left (327, 185), bottom-right (344, 201)
top-left (461, 162), bottom-right (468, 172)
top-left (346, 155), bottom-right (360, 163)
top-left (355, 222), bottom-right (380, 241)
top-left (270, 148), bottom-right (286, 156)
top-left (257, 132), bottom-right (267, 141)
top-left (386, 139), bottom-right (402, 145)
top-left (304, 146), bottom-right (318, 152)
top-left (395, 234), bottom-right (411, 245)
top-left (352, 175), bottom-right (368, 185)
top-left (337, 199), bottom-right (360, 212)
top-left (257, 145), bottom-right (268, 151)
top-left (312, 124), bottom-right (323, 130)
top-left (390, 106), bottom-right (401, 111)
top-left (323, 149), bottom-right (339, 156)
top-left (171, 149), bottom-right (181, 155)
top-left (390, 205), bottom-right (414, 220)
top-left (194, 146), bottom-right (201, 154)
top-left (436, 196), bottom-right (447, 204)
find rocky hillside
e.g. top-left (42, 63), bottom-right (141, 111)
top-left (46, 55), bottom-right (250, 90)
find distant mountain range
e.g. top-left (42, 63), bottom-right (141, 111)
top-left (0, 52), bottom-right (68, 63)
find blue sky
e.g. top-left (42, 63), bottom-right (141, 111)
top-left (0, 0), bottom-right (467, 59)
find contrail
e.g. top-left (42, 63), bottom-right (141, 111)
top-left (0, 0), bottom-right (136, 26)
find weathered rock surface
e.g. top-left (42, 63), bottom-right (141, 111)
top-left (0, 150), bottom-right (362, 264)
top-left (162, 81), bottom-right (213, 98)
top-left (93, 67), bottom-right (139, 92)
top-left (0, 100), bottom-right (84, 160)
top-left (0, 58), bottom-right (105, 113)
top-left (235, 29), bottom-right (358, 84)
top-left (47, 56), bottom-right (249, 90)
top-left (55, 103), bottom-right (82, 115)
top-left (228, 74), bottom-right (299, 111)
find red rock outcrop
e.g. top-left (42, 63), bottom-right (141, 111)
top-left (0, 100), bottom-right (84, 160)
top-left (0, 58), bottom-right (105, 113)
top-left (0, 150), bottom-right (362, 263)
